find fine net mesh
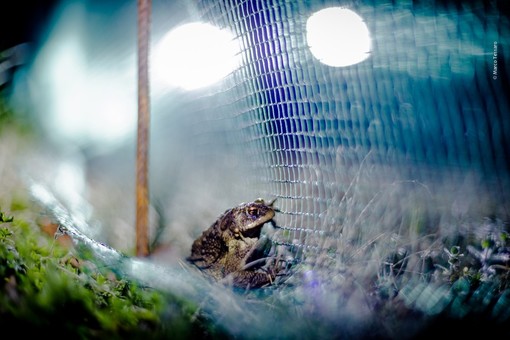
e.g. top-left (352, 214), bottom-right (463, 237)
top-left (15, 0), bottom-right (508, 337)
top-left (172, 0), bottom-right (510, 260)
top-left (137, 0), bottom-right (510, 334)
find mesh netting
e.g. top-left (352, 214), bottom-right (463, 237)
top-left (19, 0), bottom-right (509, 337)
top-left (147, 1), bottom-right (510, 334)
top-left (166, 0), bottom-right (510, 259)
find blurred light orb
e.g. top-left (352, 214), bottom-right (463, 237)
top-left (43, 27), bottom-right (136, 149)
top-left (153, 22), bottom-right (239, 90)
top-left (306, 7), bottom-right (371, 67)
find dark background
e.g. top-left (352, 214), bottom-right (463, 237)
top-left (0, 1), bottom-right (60, 51)
top-left (1, 0), bottom-right (509, 52)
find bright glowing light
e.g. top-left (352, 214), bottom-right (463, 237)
top-left (306, 7), bottom-right (371, 67)
top-left (34, 18), bottom-right (136, 149)
top-left (48, 39), bottom-right (136, 146)
top-left (152, 22), bottom-right (240, 90)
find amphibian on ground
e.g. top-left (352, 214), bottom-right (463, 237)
top-left (187, 198), bottom-right (279, 288)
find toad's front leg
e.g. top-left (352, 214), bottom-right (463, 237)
top-left (221, 236), bottom-right (276, 288)
top-left (223, 268), bottom-right (275, 289)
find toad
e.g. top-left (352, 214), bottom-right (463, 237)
top-left (187, 198), bottom-right (278, 288)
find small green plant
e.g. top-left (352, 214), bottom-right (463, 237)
top-left (0, 208), bottom-right (13, 223)
top-left (0, 214), bottom-right (13, 223)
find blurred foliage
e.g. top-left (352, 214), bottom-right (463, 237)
top-left (0, 94), bottom-right (14, 127)
top-left (0, 93), bottom-right (32, 135)
top-left (0, 206), bottom-right (228, 339)
top-left (372, 217), bottom-right (510, 337)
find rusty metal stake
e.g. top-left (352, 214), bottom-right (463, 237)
top-left (136, 0), bottom-right (151, 257)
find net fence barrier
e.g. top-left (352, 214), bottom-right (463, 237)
top-left (19, 0), bottom-right (510, 338)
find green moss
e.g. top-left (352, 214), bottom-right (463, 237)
top-left (0, 208), bottom-right (224, 339)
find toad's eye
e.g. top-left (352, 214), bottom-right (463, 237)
top-left (247, 207), bottom-right (259, 216)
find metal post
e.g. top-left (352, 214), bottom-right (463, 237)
top-left (136, 0), bottom-right (151, 257)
